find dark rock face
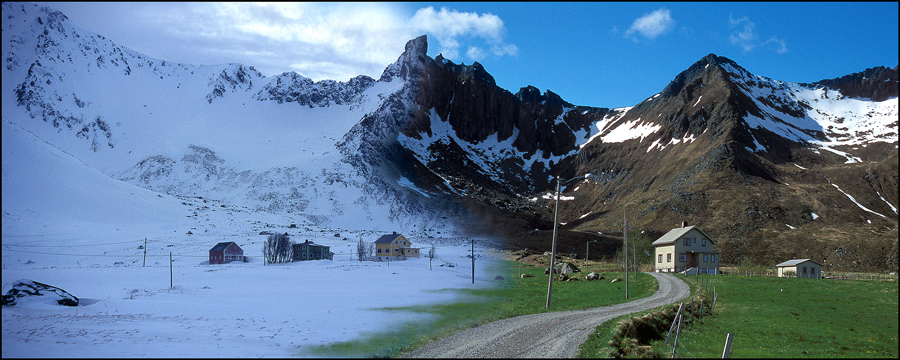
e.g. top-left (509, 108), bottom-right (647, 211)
top-left (205, 64), bottom-right (264, 103)
top-left (383, 36), bottom-right (609, 198)
top-left (811, 65), bottom-right (899, 101)
top-left (255, 72), bottom-right (375, 106)
top-left (2, 280), bottom-right (79, 306)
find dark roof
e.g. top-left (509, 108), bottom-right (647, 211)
top-left (651, 226), bottom-right (716, 246)
top-left (293, 241), bottom-right (327, 248)
top-left (375, 234), bottom-right (404, 244)
top-left (210, 242), bottom-right (238, 251)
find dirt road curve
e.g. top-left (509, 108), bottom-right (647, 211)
top-left (401, 272), bottom-right (689, 358)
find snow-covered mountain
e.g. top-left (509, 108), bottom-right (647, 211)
top-left (2, 2), bottom-right (470, 239)
top-left (3, 2), bottom-right (897, 272)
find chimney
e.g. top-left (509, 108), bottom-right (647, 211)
top-left (393, 231), bottom-right (397, 235)
top-left (682, 221), bottom-right (688, 228)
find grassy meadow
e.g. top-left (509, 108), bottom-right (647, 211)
top-left (580, 273), bottom-right (899, 358)
top-left (311, 260), bottom-right (657, 357)
top-left (314, 260), bottom-right (897, 358)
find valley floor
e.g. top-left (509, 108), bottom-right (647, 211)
top-left (1, 242), bottom-right (502, 357)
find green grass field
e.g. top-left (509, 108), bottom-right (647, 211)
top-left (314, 263), bottom-right (897, 358)
top-left (659, 275), bottom-right (898, 358)
top-left (310, 260), bottom-right (657, 357)
top-left (581, 273), bottom-right (899, 358)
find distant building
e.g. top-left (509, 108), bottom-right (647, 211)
top-left (652, 222), bottom-right (720, 274)
top-left (374, 233), bottom-right (420, 261)
top-left (209, 242), bottom-right (244, 264)
top-left (292, 240), bottom-right (333, 261)
top-left (776, 259), bottom-right (822, 278)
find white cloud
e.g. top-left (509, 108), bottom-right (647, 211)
top-left (410, 6), bottom-right (518, 61)
top-left (729, 15), bottom-right (787, 54)
top-left (765, 36), bottom-right (789, 54)
top-left (467, 46), bottom-right (486, 61)
top-left (729, 15), bottom-right (758, 52)
top-left (100, 3), bottom-right (518, 82)
top-left (625, 8), bottom-right (675, 40)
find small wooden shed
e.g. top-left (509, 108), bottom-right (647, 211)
top-left (776, 259), bottom-right (822, 278)
top-left (209, 242), bottom-right (244, 264)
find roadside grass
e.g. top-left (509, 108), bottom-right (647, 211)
top-left (309, 260), bottom-right (657, 357)
top-left (583, 273), bottom-right (898, 358)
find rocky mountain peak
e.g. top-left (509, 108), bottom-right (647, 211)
top-left (379, 35), bottom-right (433, 82)
top-left (514, 86), bottom-right (572, 108)
top-left (658, 53), bottom-right (746, 100)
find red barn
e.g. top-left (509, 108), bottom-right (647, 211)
top-left (209, 242), bottom-right (244, 264)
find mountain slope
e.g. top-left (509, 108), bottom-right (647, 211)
top-left (1, 2), bottom-right (465, 236)
top-left (551, 54), bottom-right (898, 271)
top-left (2, 3), bottom-right (897, 271)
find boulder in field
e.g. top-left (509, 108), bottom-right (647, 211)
top-left (1, 279), bottom-right (79, 307)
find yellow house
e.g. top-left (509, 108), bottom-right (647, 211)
top-left (652, 222), bottom-right (720, 274)
top-left (374, 233), bottom-right (420, 261)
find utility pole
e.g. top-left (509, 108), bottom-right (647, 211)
top-left (471, 237), bottom-right (475, 284)
top-left (546, 177), bottom-right (562, 308)
top-left (633, 230), bottom-right (637, 282)
top-left (143, 237), bottom-right (147, 267)
top-left (169, 252), bottom-right (173, 290)
top-left (624, 212), bottom-right (629, 299)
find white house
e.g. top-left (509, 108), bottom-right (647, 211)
top-left (776, 259), bottom-right (822, 278)
top-left (652, 222), bottom-right (720, 274)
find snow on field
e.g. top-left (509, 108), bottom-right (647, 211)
top-left (2, 116), bottom-right (503, 358)
top-left (2, 241), bottom-right (500, 358)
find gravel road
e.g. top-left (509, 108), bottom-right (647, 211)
top-left (401, 272), bottom-right (689, 358)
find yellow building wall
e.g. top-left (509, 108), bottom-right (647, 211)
top-left (655, 244), bottom-right (676, 271)
top-left (375, 235), bottom-right (417, 260)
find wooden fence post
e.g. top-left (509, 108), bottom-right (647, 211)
top-left (722, 332), bottom-right (734, 358)
top-left (712, 289), bottom-right (718, 312)
top-left (672, 313), bottom-right (683, 358)
top-left (665, 302), bottom-right (684, 345)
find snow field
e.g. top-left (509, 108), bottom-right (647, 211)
top-left (2, 241), bottom-right (502, 358)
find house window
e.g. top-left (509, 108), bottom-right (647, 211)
top-left (711, 254), bottom-right (716, 262)
top-left (394, 240), bottom-right (398, 245)
top-left (377, 248), bottom-right (382, 253)
top-left (701, 239), bottom-right (706, 247)
top-left (703, 254), bottom-right (708, 262)
top-left (667, 253), bottom-right (672, 262)
top-left (679, 253), bottom-right (686, 262)
top-left (403, 241), bottom-right (407, 245)
top-left (802, 267), bottom-right (807, 274)
top-left (683, 238), bottom-right (690, 246)
top-left (658, 254), bottom-right (663, 263)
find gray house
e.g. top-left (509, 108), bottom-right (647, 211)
top-left (292, 240), bottom-right (333, 261)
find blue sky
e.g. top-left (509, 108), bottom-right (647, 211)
top-left (34, 2), bottom-right (899, 108)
